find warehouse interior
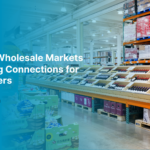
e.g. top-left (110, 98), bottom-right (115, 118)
top-left (3, 0), bottom-right (150, 150)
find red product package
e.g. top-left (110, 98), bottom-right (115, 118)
top-left (137, 16), bottom-right (150, 38)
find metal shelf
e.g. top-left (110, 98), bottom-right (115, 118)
top-left (123, 11), bottom-right (150, 22)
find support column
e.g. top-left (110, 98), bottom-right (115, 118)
top-left (111, 50), bottom-right (115, 65)
top-left (126, 104), bottom-right (130, 124)
top-left (47, 34), bottom-right (52, 55)
top-left (77, 20), bottom-right (83, 67)
top-left (59, 90), bottom-right (61, 102)
top-left (117, 34), bottom-right (122, 65)
top-left (47, 34), bottom-right (53, 66)
top-left (90, 41), bottom-right (94, 65)
top-left (92, 98), bottom-right (95, 113)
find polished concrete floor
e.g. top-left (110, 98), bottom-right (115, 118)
top-left (59, 102), bottom-right (150, 150)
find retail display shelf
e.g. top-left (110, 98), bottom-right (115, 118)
top-left (123, 11), bottom-right (150, 22)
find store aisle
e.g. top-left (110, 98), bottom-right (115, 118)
top-left (59, 102), bottom-right (150, 150)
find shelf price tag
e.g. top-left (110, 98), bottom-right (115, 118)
top-left (146, 61), bottom-right (148, 63)
top-left (126, 73), bottom-right (135, 79)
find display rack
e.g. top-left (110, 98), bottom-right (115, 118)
top-left (123, 7), bottom-right (150, 64)
top-left (27, 65), bottom-right (150, 124)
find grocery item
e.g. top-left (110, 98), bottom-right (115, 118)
top-left (124, 23), bottom-right (136, 42)
top-left (137, 0), bottom-right (150, 13)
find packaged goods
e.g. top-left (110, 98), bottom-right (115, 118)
top-left (123, 0), bottom-right (137, 18)
top-left (137, 15), bottom-right (150, 38)
top-left (137, 0), bottom-right (150, 12)
top-left (139, 45), bottom-right (150, 59)
top-left (124, 23), bottom-right (136, 42)
top-left (125, 48), bottom-right (138, 60)
top-left (143, 109), bottom-right (150, 123)
top-left (116, 103), bottom-right (126, 116)
top-left (110, 102), bottom-right (117, 114)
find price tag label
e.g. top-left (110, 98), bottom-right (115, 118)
top-left (137, 61), bottom-right (139, 63)
top-left (130, 61), bottom-right (132, 64)
top-left (146, 61), bottom-right (148, 63)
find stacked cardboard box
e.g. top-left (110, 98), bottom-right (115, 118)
top-left (125, 48), bottom-right (138, 60)
top-left (124, 23), bottom-right (137, 42)
top-left (143, 108), bottom-right (150, 123)
top-left (137, 0), bottom-right (150, 13)
top-left (139, 45), bottom-right (150, 59)
top-left (123, 0), bottom-right (137, 18)
top-left (137, 15), bottom-right (150, 39)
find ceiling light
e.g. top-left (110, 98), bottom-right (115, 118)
top-left (61, 7), bottom-right (67, 12)
top-left (106, 40), bottom-right (108, 42)
top-left (66, 41), bottom-right (68, 43)
top-left (92, 34), bottom-right (96, 37)
top-left (41, 18), bottom-right (46, 22)
top-left (92, 19), bottom-right (96, 23)
top-left (28, 26), bottom-right (32, 30)
top-left (102, 34), bottom-right (103, 36)
top-left (118, 10), bottom-right (123, 15)
top-left (114, 36), bottom-right (117, 38)
top-left (107, 30), bottom-right (111, 33)
top-left (60, 31), bottom-right (64, 34)
top-left (73, 26), bottom-right (77, 29)
top-left (113, 44), bottom-right (115, 46)
top-left (101, 47), bottom-right (103, 48)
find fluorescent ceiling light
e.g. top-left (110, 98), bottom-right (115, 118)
top-left (61, 7), bottom-right (67, 12)
top-left (92, 20), bottom-right (96, 23)
top-left (118, 10), bottom-right (123, 15)
top-left (60, 31), bottom-right (64, 33)
top-left (106, 40), bottom-right (108, 42)
top-left (107, 30), bottom-right (111, 33)
top-left (41, 18), bottom-right (46, 22)
top-left (102, 34), bottom-right (103, 36)
top-left (28, 26), bottom-right (32, 30)
top-left (113, 44), bottom-right (115, 46)
top-left (92, 34), bottom-right (96, 37)
top-left (101, 47), bottom-right (103, 48)
top-left (66, 41), bottom-right (68, 43)
top-left (114, 36), bottom-right (117, 38)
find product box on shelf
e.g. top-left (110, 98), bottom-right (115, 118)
top-left (75, 94), bottom-right (80, 104)
top-left (143, 108), bottom-right (150, 124)
top-left (124, 23), bottom-right (136, 42)
top-left (125, 48), bottom-right (138, 60)
top-left (116, 103), bottom-right (126, 116)
top-left (137, 0), bottom-right (150, 13)
top-left (110, 102), bottom-right (117, 114)
top-left (139, 45), bottom-right (150, 59)
top-left (123, 0), bottom-right (137, 18)
top-left (83, 96), bottom-right (92, 108)
top-left (46, 123), bottom-right (79, 150)
top-left (137, 15), bottom-right (150, 39)
top-left (104, 100), bottom-right (111, 113)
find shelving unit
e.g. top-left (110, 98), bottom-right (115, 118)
top-left (123, 8), bottom-right (150, 64)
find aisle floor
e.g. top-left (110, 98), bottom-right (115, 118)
top-left (59, 102), bottom-right (150, 150)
